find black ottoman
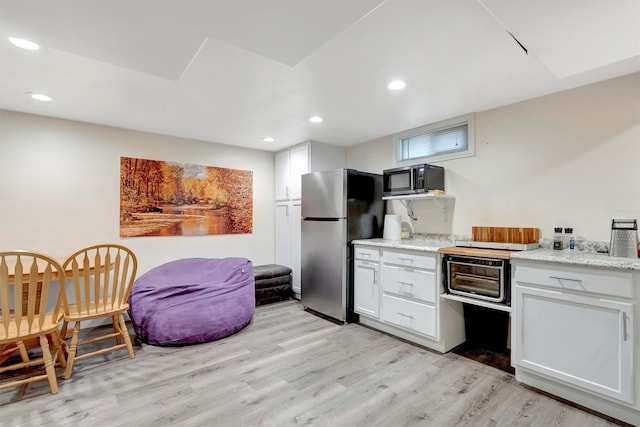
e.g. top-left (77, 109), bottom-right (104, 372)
top-left (253, 264), bottom-right (293, 306)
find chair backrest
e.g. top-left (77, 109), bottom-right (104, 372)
top-left (0, 251), bottom-right (64, 339)
top-left (62, 244), bottom-right (138, 315)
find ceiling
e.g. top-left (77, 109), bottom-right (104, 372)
top-left (1, 0), bottom-right (639, 152)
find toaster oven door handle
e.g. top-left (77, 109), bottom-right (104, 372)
top-left (454, 272), bottom-right (499, 283)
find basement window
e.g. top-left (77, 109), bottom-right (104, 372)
top-left (394, 113), bottom-right (475, 164)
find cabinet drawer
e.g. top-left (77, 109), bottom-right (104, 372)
top-left (383, 250), bottom-right (435, 270)
top-left (354, 246), bottom-right (380, 262)
top-left (514, 263), bottom-right (633, 299)
top-left (381, 294), bottom-right (437, 338)
top-left (381, 265), bottom-right (436, 303)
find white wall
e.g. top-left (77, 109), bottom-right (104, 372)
top-left (347, 72), bottom-right (640, 242)
top-left (0, 110), bottom-right (275, 275)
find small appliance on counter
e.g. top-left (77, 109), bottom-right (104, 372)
top-left (440, 226), bottom-right (541, 307)
top-left (609, 219), bottom-right (639, 258)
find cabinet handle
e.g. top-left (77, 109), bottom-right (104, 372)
top-left (398, 312), bottom-right (414, 328)
top-left (373, 270), bottom-right (378, 284)
top-left (622, 312), bottom-right (628, 342)
top-left (398, 281), bottom-right (414, 292)
top-left (398, 257), bottom-right (414, 266)
top-left (549, 276), bottom-right (583, 284)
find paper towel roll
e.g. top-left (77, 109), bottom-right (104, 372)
top-left (383, 215), bottom-right (402, 240)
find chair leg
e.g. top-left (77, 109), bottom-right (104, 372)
top-left (113, 315), bottom-right (122, 345)
top-left (64, 322), bottom-right (81, 380)
top-left (40, 335), bottom-right (58, 394)
top-left (16, 340), bottom-right (30, 363)
top-left (51, 330), bottom-right (67, 368)
top-left (118, 314), bottom-right (135, 359)
top-left (60, 320), bottom-right (69, 343)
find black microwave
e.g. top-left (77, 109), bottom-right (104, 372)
top-left (383, 164), bottom-right (444, 197)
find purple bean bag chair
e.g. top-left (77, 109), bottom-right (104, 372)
top-left (128, 257), bottom-right (255, 346)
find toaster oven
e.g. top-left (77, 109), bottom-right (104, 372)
top-left (443, 254), bottom-right (510, 305)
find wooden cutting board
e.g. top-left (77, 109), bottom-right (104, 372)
top-left (472, 226), bottom-right (540, 244)
top-left (438, 246), bottom-right (513, 259)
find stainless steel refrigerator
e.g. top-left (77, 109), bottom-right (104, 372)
top-left (301, 168), bottom-right (384, 322)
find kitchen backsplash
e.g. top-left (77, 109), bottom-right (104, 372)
top-left (408, 233), bottom-right (611, 254)
top-left (538, 238), bottom-right (610, 254)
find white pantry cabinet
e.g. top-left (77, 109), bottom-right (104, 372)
top-left (512, 260), bottom-right (639, 424)
top-left (274, 141), bottom-right (345, 298)
top-left (275, 201), bottom-right (302, 294)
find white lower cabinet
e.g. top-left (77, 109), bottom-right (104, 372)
top-left (515, 285), bottom-right (633, 403)
top-left (353, 244), bottom-right (465, 353)
top-left (289, 201), bottom-right (301, 295)
top-left (513, 261), bottom-right (639, 424)
top-left (275, 201), bottom-right (301, 296)
top-left (354, 259), bottom-right (380, 318)
top-left (380, 251), bottom-right (438, 339)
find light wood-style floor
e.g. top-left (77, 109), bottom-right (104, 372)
top-left (0, 300), bottom-right (625, 426)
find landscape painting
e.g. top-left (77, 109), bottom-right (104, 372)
top-left (120, 157), bottom-right (253, 237)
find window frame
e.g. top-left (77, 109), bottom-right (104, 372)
top-left (393, 113), bottom-right (475, 165)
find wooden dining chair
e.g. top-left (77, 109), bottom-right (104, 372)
top-left (60, 244), bottom-right (137, 379)
top-left (0, 251), bottom-right (66, 394)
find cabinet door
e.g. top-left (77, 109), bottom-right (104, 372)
top-left (288, 144), bottom-right (309, 200)
top-left (290, 201), bottom-right (302, 294)
top-left (354, 260), bottom-right (380, 319)
top-left (514, 285), bottom-right (634, 404)
top-left (275, 150), bottom-right (290, 201)
top-left (275, 203), bottom-right (291, 267)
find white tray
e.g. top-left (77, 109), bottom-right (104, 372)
top-left (454, 240), bottom-right (540, 251)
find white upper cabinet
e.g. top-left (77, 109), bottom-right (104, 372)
top-left (275, 141), bottom-right (345, 202)
top-left (275, 150), bottom-right (292, 201)
top-left (288, 144), bottom-right (309, 200)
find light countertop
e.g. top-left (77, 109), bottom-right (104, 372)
top-left (352, 237), bottom-right (640, 271)
top-left (510, 248), bottom-right (640, 271)
top-left (352, 237), bottom-right (455, 253)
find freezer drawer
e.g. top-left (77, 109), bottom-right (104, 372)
top-left (301, 219), bottom-right (347, 321)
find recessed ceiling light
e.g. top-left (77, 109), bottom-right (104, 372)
top-left (262, 137), bottom-right (275, 143)
top-left (388, 80), bottom-right (406, 90)
top-left (309, 116), bottom-right (324, 123)
top-left (27, 92), bottom-right (54, 102)
top-left (9, 37), bottom-right (40, 51)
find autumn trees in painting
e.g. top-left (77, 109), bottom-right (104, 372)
top-left (120, 157), bottom-right (253, 237)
